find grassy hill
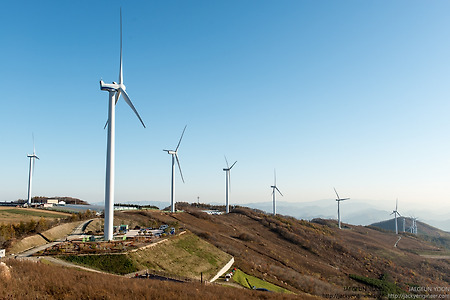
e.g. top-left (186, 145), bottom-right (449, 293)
top-left (3, 206), bottom-right (449, 299)
top-left (59, 232), bottom-right (232, 281)
top-left (115, 207), bottom-right (449, 298)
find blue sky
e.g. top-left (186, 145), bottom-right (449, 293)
top-left (1, 1), bottom-right (450, 216)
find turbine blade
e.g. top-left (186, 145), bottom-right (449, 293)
top-left (115, 89), bottom-right (121, 105)
top-left (119, 8), bottom-right (123, 84)
top-left (276, 187), bottom-right (283, 197)
top-left (230, 161), bottom-right (237, 169)
top-left (104, 119), bottom-right (109, 130)
top-left (32, 133), bottom-right (35, 154)
top-left (333, 187), bottom-right (340, 200)
top-left (120, 88), bottom-right (146, 128)
top-left (32, 157), bottom-right (36, 175)
top-left (396, 198), bottom-right (398, 211)
top-left (274, 169), bottom-right (277, 186)
top-left (175, 125), bottom-right (187, 151)
top-left (228, 171), bottom-right (231, 192)
top-left (224, 155), bottom-right (229, 169)
top-left (175, 154), bottom-right (185, 183)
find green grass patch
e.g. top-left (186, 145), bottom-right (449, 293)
top-left (349, 274), bottom-right (404, 296)
top-left (173, 234), bottom-right (218, 266)
top-left (1, 209), bottom-right (67, 218)
top-left (59, 254), bottom-right (138, 275)
top-left (232, 269), bottom-right (293, 294)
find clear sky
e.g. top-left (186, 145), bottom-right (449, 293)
top-left (1, 1), bottom-right (450, 216)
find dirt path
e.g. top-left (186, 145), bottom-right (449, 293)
top-left (420, 255), bottom-right (450, 259)
top-left (16, 219), bottom-right (94, 257)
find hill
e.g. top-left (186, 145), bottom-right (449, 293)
top-left (370, 217), bottom-right (450, 251)
top-left (57, 232), bottom-right (232, 281)
top-left (115, 207), bottom-right (449, 298)
top-left (32, 196), bottom-right (88, 205)
top-left (245, 200), bottom-right (450, 232)
top-left (2, 206), bottom-right (449, 299)
top-left (1, 259), bottom-right (301, 300)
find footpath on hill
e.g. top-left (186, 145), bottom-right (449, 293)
top-left (11, 219), bottom-right (93, 256)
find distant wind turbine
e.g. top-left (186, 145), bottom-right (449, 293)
top-left (409, 216), bottom-right (418, 234)
top-left (334, 188), bottom-right (349, 229)
top-left (390, 199), bottom-right (401, 234)
top-left (164, 125), bottom-right (187, 213)
top-left (223, 156), bottom-right (237, 214)
top-left (100, 9), bottom-right (146, 241)
top-left (27, 135), bottom-right (39, 206)
top-left (271, 169), bottom-right (283, 216)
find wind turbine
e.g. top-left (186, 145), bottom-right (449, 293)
top-left (271, 169), bottom-right (283, 216)
top-left (390, 199), bottom-right (401, 234)
top-left (163, 125), bottom-right (187, 213)
top-left (334, 188), bottom-right (349, 229)
top-left (100, 9), bottom-right (146, 241)
top-left (409, 216), bottom-right (418, 234)
top-left (223, 156), bottom-right (237, 214)
top-left (26, 136), bottom-right (39, 206)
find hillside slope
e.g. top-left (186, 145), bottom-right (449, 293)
top-left (118, 207), bottom-right (450, 298)
top-left (371, 217), bottom-right (450, 251)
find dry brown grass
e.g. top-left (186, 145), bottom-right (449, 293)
top-left (115, 207), bottom-right (450, 297)
top-left (0, 259), bottom-right (305, 300)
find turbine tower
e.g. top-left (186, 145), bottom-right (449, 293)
top-left (410, 217), bottom-right (418, 234)
top-left (271, 169), bottom-right (283, 216)
top-left (390, 199), bottom-right (401, 234)
top-left (223, 156), bottom-right (237, 214)
top-left (26, 136), bottom-right (39, 206)
top-left (334, 188), bottom-right (349, 229)
top-left (100, 9), bottom-right (146, 241)
top-left (163, 125), bottom-right (187, 213)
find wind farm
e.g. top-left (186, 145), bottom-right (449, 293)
top-left (1, 2), bottom-right (450, 299)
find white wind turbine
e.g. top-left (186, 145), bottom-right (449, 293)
top-left (390, 199), bottom-right (402, 234)
top-left (26, 136), bottom-right (39, 206)
top-left (409, 216), bottom-right (418, 235)
top-left (100, 9), bottom-right (146, 241)
top-left (163, 125), bottom-right (187, 213)
top-left (334, 188), bottom-right (349, 229)
top-left (271, 169), bottom-right (283, 216)
top-left (223, 156), bottom-right (237, 214)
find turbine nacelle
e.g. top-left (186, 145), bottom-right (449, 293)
top-left (336, 198), bottom-right (349, 201)
top-left (100, 80), bottom-right (120, 92)
top-left (164, 150), bottom-right (177, 155)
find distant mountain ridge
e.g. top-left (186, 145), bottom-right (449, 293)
top-left (244, 200), bottom-right (450, 232)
